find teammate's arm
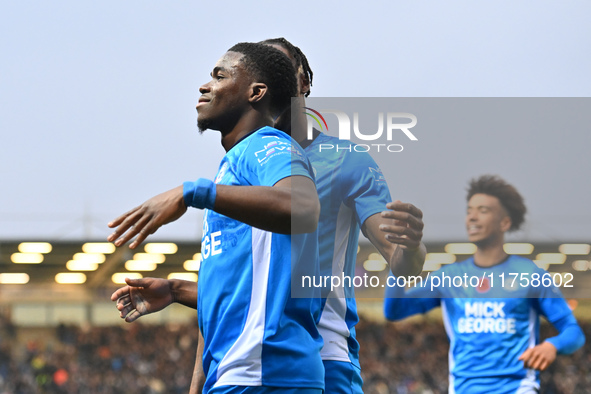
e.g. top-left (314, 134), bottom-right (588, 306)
top-left (108, 175), bottom-right (319, 248)
top-left (383, 276), bottom-right (440, 321)
top-left (338, 148), bottom-right (425, 276)
top-left (518, 296), bottom-right (586, 371)
top-left (362, 200), bottom-right (426, 277)
top-left (544, 314), bottom-right (586, 354)
top-left (110, 277), bottom-right (197, 322)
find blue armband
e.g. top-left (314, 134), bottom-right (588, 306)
top-left (183, 178), bottom-right (216, 210)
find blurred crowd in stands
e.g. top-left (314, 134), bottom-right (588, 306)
top-left (0, 313), bottom-right (588, 393)
top-left (0, 314), bottom-right (198, 393)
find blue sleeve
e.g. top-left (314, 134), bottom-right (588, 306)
top-left (530, 268), bottom-right (573, 322)
top-left (341, 150), bottom-right (391, 225)
top-left (240, 129), bottom-right (313, 187)
top-left (383, 274), bottom-right (441, 321)
top-left (530, 272), bottom-right (585, 354)
top-left (544, 314), bottom-right (586, 354)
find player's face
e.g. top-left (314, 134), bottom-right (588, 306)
top-left (466, 193), bottom-right (511, 245)
top-left (197, 51), bottom-right (252, 133)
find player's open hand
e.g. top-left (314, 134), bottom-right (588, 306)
top-left (107, 185), bottom-right (187, 249)
top-left (379, 200), bottom-right (424, 250)
top-left (518, 342), bottom-right (557, 371)
top-left (110, 277), bottom-right (174, 323)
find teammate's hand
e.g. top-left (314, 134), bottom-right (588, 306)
top-left (379, 200), bottom-right (424, 250)
top-left (518, 342), bottom-right (557, 371)
top-left (110, 277), bottom-right (174, 323)
top-left (107, 185), bottom-right (187, 249)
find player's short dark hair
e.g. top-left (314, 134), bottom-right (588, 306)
top-left (467, 175), bottom-right (526, 231)
top-left (259, 37), bottom-right (313, 97)
top-left (227, 42), bottom-right (297, 116)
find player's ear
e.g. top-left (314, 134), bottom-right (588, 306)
top-left (299, 71), bottom-right (310, 97)
top-left (249, 82), bottom-right (268, 104)
top-left (500, 215), bottom-right (512, 233)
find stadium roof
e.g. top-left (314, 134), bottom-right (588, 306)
top-left (1, 240), bottom-right (589, 300)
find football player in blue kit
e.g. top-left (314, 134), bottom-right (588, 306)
top-left (112, 38), bottom-right (427, 394)
top-left (109, 42), bottom-right (324, 394)
top-left (262, 37), bottom-right (426, 394)
top-left (384, 175), bottom-right (585, 393)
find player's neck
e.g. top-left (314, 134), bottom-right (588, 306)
top-left (276, 98), bottom-right (314, 147)
top-left (221, 112), bottom-right (274, 151)
top-left (291, 110), bottom-right (311, 146)
top-left (473, 240), bottom-right (508, 268)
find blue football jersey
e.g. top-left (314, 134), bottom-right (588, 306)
top-left (305, 133), bottom-right (391, 368)
top-left (198, 127), bottom-right (324, 392)
top-left (385, 255), bottom-right (575, 394)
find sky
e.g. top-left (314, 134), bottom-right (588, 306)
top-left (1, 1), bottom-right (590, 243)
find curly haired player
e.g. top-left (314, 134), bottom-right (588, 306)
top-left (384, 175), bottom-right (585, 394)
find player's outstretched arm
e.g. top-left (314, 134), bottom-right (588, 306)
top-left (110, 277), bottom-right (197, 322)
top-left (109, 175), bottom-right (319, 248)
top-left (108, 185), bottom-right (187, 249)
top-left (518, 313), bottom-right (585, 371)
top-left (383, 275), bottom-right (440, 321)
top-left (363, 200), bottom-right (426, 277)
top-left (211, 175), bottom-right (319, 234)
